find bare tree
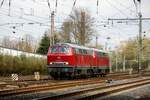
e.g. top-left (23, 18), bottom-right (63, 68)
top-left (61, 9), bottom-right (94, 45)
top-left (61, 21), bottom-right (73, 43)
top-left (16, 34), bottom-right (34, 52)
top-left (70, 9), bottom-right (94, 45)
top-left (2, 36), bottom-right (11, 48)
top-left (24, 34), bottom-right (34, 52)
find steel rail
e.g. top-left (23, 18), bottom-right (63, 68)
top-left (0, 74), bottom-right (134, 97)
top-left (35, 78), bottom-right (150, 100)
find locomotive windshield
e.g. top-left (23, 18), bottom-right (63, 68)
top-left (50, 46), bottom-right (70, 53)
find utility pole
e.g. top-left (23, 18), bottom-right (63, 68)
top-left (96, 36), bottom-right (98, 48)
top-left (138, 2), bottom-right (142, 75)
top-left (108, 8), bottom-right (150, 75)
top-left (105, 37), bottom-right (112, 73)
top-left (115, 51), bottom-right (118, 72)
top-left (123, 55), bottom-right (126, 72)
top-left (106, 37), bottom-right (110, 51)
top-left (8, 0), bottom-right (11, 16)
top-left (105, 42), bottom-right (108, 51)
top-left (109, 52), bottom-right (112, 73)
top-left (50, 11), bottom-right (55, 46)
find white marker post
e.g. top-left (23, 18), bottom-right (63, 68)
top-left (34, 72), bottom-right (40, 81)
top-left (11, 74), bottom-right (18, 81)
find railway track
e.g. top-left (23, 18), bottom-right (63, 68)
top-left (0, 73), bottom-right (137, 97)
top-left (0, 78), bottom-right (111, 97)
top-left (35, 77), bottom-right (150, 100)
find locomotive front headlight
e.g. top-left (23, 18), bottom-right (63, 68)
top-left (65, 62), bottom-right (69, 65)
top-left (50, 62), bottom-right (53, 64)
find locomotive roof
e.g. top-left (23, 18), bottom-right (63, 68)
top-left (55, 43), bottom-right (108, 53)
top-left (92, 48), bottom-right (109, 54)
top-left (59, 43), bottom-right (90, 50)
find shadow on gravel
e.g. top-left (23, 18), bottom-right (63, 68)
top-left (0, 92), bottom-right (57, 100)
top-left (99, 95), bottom-right (150, 100)
top-left (136, 97), bottom-right (150, 100)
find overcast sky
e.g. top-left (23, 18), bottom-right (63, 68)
top-left (0, 0), bottom-right (150, 50)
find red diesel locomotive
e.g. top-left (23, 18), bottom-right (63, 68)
top-left (47, 43), bottom-right (109, 79)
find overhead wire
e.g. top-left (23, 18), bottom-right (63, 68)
top-left (70, 0), bottom-right (77, 15)
top-left (0, 7), bottom-right (50, 22)
top-left (0, 8), bottom-right (46, 22)
top-left (47, 0), bottom-right (51, 12)
top-left (0, 25), bottom-right (50, 35)
top-left (1, 0), bottom-right (147, 44)
top-left (96, 0), bottom-right (99, 15)
top-left (0, 7), bottom-right (65, 24)
top-left (95, 0), bottom-right (140, 31)
top-left (133, 0), bottom-right (138, 13)
top-left (0, 0), bottom-right (5, 8)
top-left (0, 11), bottom-right (45, 24)
top-left (55, 0), bottom-right (58, 13)
top-left (8, 0), bottom-right (11, 16)
top-left (116, 0), bottom-right (136, 16)
top-left (104, 0), bottom-right (145, 43)
top-left (0, 22), bottom-right (62, 34)
top-left (106, 0), bottom-right (130, 18)
top-left (0, 0), bottom-right (69, 27)
top-left (96, 23), bottom-right (140, 45)
top-left (0, 0), bottom-right (70, 23)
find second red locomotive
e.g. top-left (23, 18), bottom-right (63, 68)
top-left (47, 43), bottom-right (109, 79)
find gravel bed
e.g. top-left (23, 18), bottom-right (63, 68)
top-left (0, 77), bottom-right (149, 100)
top-left (98, 84), bottom-right (150, 100)
top-left (0, 82), bottom-right (105, 100)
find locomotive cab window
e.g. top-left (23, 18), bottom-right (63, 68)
top-left (103, 53), bottom-right (108, 57)
top-left (82, 49), bottom-right (87, 55)
top-left (50, 46), bottom-right (70, 53)
top-left (75, 48), bottom-right (80, 54)
top-left (79, 49), bottom-right (83, 54)
top-left (50, 46), bottom-right (58, 53)
top-left (88, 50), bottom-right (93, 55)
top-left (60, 47), bottom-right (70, 53)
top-left (96, 52), bottom-right (107, 57)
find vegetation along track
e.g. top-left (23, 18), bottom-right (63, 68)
top-left (0, 73), bottom-right (136, 97)
top-left (36, 77), bottom-right (150, 100)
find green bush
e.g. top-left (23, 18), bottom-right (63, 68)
top-left (0, 54), bottom-right (47, 76)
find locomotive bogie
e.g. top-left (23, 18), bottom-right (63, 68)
top-left (48, 66), bottom-right (109, 79)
